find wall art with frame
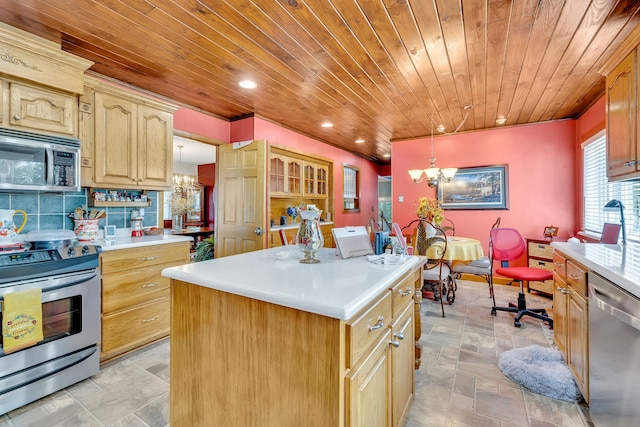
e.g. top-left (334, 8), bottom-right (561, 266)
top-left (437, 164), bottom-right (509, 210)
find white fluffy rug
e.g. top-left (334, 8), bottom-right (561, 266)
top-left (498, 345), bottom-right (582, 402)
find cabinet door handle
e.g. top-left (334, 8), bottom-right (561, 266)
top-left (139, 178), bottom-right (145, 182)
top-left (394, 332), bottom-right (405, 340)
top-left (389, 340), bottom-right (400, 348)
top-left (568, 273), bottom-right (580, 280)
top-left (368, 316), bottom-right (384, 331)
top-left (141, 316), bottom-right (159, 323)
top-left (400, 287), bottom-right (412, 296)
top-left (141, 283), bottom-right (158, 288)
top-left (140, 256), bottom-right (159, 261)
top-left (557, 287), bottom-right (567, 294)
top-left (13, 114), bottom-right (21, 120)
top-left (553, 262), bottom-right (564, 267)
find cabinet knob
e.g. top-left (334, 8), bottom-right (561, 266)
top-left (394, 332), bottom-right (405, 340)
top-left (388, 340), bottom-right (400, 348)
top-left (139, 178), bottom-right (144, 182)
top-left (13, 114), bottom-right (21, 121)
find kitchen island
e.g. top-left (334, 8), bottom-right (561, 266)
top-left (162, 247), bottom-right (426, 427)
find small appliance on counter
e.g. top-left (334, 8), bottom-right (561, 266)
top-left (131, 209), bottom-right (144, 237)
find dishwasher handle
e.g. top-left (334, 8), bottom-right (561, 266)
top-left (589, 279), bottom-right (640, 332)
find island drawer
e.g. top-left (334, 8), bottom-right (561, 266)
top-left (100, 242), bottom-right (189, 274)
top-left (101, 297), bottom-right (170, 355)
top-left (391, 268), bottom-right (419, 317)
top-left (346, 291), bottom-right (392, 368)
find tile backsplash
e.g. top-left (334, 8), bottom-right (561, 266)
top-left (0, 189), bottom-right (159, 236)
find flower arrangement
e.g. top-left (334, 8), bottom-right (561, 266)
top-left (416, 196), bottom-right (444, 226)
top-left (286, 206), bottom-right (299, 221)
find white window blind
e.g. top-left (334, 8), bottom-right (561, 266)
top-left (583, 134), bottom-right (639, 242)
top-left (344, 166), bottom-right (357, 199)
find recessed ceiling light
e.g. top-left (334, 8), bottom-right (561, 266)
top-left (355, 138), bottom-right (365, 143)
top-left (496, 117), bottom-right (507, 125)
top-left (321, 122), bottom-right (334, 128)
top-left (436, 125), bottom-right (446, 133)
top-left (238, 80), bottom-right (257, 89)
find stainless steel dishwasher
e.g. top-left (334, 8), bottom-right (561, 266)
top-left (589, 271), bottom-right (640, 426)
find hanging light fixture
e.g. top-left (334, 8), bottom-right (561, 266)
top-left (408, 120), bottom-right (457, 188)
top-left (171, 145), bottom-right (197, 229)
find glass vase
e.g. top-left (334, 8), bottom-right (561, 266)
top-left (295, 210), bottom-right (324, 263)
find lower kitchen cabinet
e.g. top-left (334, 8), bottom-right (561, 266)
top-left (99, 241), bottom-right (190, 362)
top-left (552, 250), bottom-right (589, 402)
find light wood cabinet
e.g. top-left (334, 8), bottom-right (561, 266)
top-left (100, 241), bottom-right (190, 362)
top-left (80, 77), bottom-right (177, 190)
top-left (552, 250), bottom-right (589, 402)
top-left (302, 160), bottom-right (329, 198)
top-left (269, 153), bottom-right (301, 196)
top-left (1, 78), bottom-right (78, 136)
top-left (169, 262), bottom-right (422, 426)
top-left (605, 49), bottom-right (638, 180)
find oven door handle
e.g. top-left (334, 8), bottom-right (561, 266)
top-left (0, 270), bottom-right (98, 312)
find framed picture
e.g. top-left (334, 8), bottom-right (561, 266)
top-left (437, 164), bottom-right (509, 210)
top-left (544, 226), bottom-right (559, 238)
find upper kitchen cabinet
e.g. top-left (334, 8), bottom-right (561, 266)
top-left (80, 76), bottom-right (177, 190)
top-left (0, 23), bottom-right (92, 137)
top-left (269, 153), bottom-right (301, 197)
top-left (302, 160), bottom-right (329, 198)
top-left (605, 50), bottom-right (637, 180)
top-left (601, 25), bottom-right (640, 182)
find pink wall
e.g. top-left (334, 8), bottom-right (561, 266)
top-left (392, 120), bottom-right (577, 259)
top-left (174, 108), bottom-right (230, 142)
top-left (254, 118), bottom-right (382, 228)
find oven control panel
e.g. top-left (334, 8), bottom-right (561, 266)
top-left (0, 245), bottom-right (101, 266)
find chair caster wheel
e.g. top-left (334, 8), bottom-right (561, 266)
top-left (541, 311), bottom-right (548, 316)
top-left (491, 308), bottom-right (496, 316)
top-left (514, 320), bottom-right (522, 328)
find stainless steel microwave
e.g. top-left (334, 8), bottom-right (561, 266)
top-left (0, 128), bottom-right (81, 192)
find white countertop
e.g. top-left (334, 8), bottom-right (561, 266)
top-left (551, 242), bottom-right (640, 297)
top-left (92, 234), bottom-right (193, 251)
top-left (270, 221), bottom-right (333, 231)
top-left (162, 247), bottom-right (423, 320)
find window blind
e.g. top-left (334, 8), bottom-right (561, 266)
top-left (583, 135), bottom-right (639, 241)
top-left (344, 166), bottom-right (357, 199)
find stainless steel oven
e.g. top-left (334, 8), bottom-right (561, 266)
top-left (0, 243), bottom-right (100, 414)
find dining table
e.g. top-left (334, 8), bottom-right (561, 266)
top-left (166, 227), bottom-right (214, 252)
top-left (427, 235), bottom-right (484, 261)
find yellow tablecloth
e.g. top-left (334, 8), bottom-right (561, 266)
top-left (426, 236), bottom-right (484, 261)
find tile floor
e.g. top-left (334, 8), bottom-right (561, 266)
top-left (0, 280), bottom-right (592, 426)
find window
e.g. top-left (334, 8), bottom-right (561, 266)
top-left (583, 133), bottom-right (640, 241)
top-left (343, 165), bottom-right (360, 211)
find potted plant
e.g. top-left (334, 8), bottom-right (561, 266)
top-left (195, 235), bottom-right (215, 262)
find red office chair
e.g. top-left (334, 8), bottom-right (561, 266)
top-left (490, 227), bottom-right (553, 329)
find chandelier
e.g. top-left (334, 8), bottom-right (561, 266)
top-left (170, 145), bottom-right (198, 223)
top-left (408, 122), bottom-right (457, 188)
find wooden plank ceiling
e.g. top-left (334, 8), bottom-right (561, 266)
top-left (2, 0), bottom-right (640, 164)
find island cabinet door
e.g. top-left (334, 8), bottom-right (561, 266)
top-left (391, 304), bottom-right (414, 427)
top-left (345, 330), bottom-right (392, 427)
